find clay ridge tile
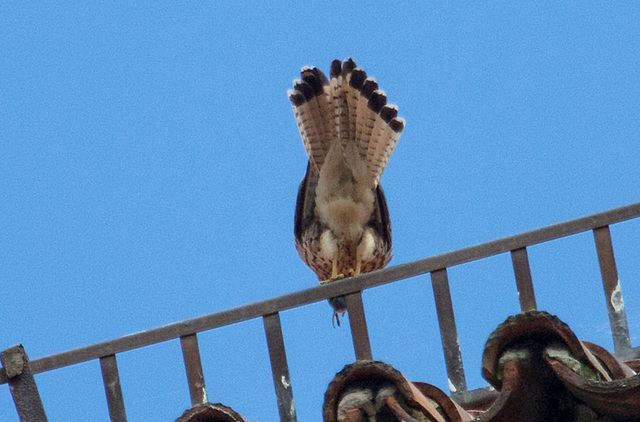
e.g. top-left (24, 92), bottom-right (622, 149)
top-left (323, 360), bottom-right (473, 422)
top-left (478, 311), bottom-right (640, 421)
top-left (176, 402), bottom-right (249, 422)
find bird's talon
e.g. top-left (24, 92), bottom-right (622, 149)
top-left (320, 274), bottom-right (345, 284)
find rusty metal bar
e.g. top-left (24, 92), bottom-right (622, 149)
top-left (99, 354), bottom-right (126, 422)
top-left (430, 269), bottom-right (467, 394)
top-left (593, 225), bottom-right (632, 358)
top-left (263, 312), bottom-right (297, 422)
top-left (510, 247), bottom-right (537, 311)
top-left (2, 202), bottom-right (638, 385)
top-left (1, 344), bottom-right (48, 422)
top-left (454, 385), bottom-right (499, 408)
top-left (345, 291), bottom-right (373, 360)
top-left (180, 334), bottom-right (208, 406)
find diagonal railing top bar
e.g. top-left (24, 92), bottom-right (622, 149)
top-left (2, 201), bottom-right (639, 386)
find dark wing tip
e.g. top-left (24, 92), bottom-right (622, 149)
top-left (330, 59), bottom-right (342, 78)
top-left (310, 67), bottom-right (330, 86)
top-left (349, 68), bottom-right (367, 89)
top-left (291, 60), bottom-right (405, 131)
top-left (342, 58), bottom-right (357, 75)
top-left (389, 117), bottom-right (405, 133)
top-left (300, 67), bottom-right (326, 95)
top-left (380, 104), bottom-right (398, 123)
top-left (288, 89), bottom-right (306, 107)
top-left (360, 78), bottom-right (379, 99)
top-left (294, 79), bottom-right (315, 101)
top-left (368, 89), bottom-right (387, 112)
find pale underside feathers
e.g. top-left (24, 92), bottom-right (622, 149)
top-left (288, 58), bottom-right (405, 185)
top-left (291, 59), bottom-right (404, 320)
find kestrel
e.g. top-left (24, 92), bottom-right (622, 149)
top-left (289, 58), bottom-right (405, 324)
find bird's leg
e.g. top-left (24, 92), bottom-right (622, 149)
top-left (331, 258), bottom-right (340, 279)
top-left (321, 255), bottom-right (345, 284)
top-left (347, 260), bottom-right (362, 277)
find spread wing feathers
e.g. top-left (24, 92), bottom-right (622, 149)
top-left (332, 58), bottom-right (406, 185)
top-left (294, 162), bottom-right (318, 244)
top-left (288, 67), bottom-right (333, 175)
top-left (370, 182), bottom-right (392, 252)
top-left (289, 58), bottom-right (405, 184)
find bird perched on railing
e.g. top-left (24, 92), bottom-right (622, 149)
top-left (289, 58), bottom-right (405, 326)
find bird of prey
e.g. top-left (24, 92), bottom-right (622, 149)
top-left (288, 58), bottom-right (405, 325)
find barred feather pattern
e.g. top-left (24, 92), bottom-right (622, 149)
top-left (290, 59), bottom-right (405, 306)
top-left (288, 58), bottom-right (405, 183)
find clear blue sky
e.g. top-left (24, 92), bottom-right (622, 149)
top-left (2, 2), bottom-right (639, 421)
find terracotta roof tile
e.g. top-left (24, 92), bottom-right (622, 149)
top-left (323, 311), bottom-right (640, 422)
top-left (323, 360), bottom-right (473, 422)
top-left (478, 311), bottom-right (640, 421)
top-left (176, 402), bottom-right (249, 422)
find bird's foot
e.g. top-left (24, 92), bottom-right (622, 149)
top-left (322, 269), bottom-right (357, 281)
top-left (320, 273), bottom-right (345, 284)
top-left (350, 262), bottom-right (362, 277)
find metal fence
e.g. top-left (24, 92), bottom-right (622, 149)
top-left (2, 202), bottom-right (640, 421)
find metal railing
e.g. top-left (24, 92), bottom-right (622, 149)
top-left (2, 202), bottom-right (640, 421)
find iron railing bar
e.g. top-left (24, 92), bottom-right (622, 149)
top-left (1, 345), bottom-right (48, 422)
top-left (453, 385), bottom-right (498, 408)
top-left (99, 354), bottom-right (127, 422)
top-left (510, 247), bottom-right (537, 312)
top-left (263, 313), bottom-right (297, 422)
top-left (345, 292), bottom-right (373, 360)
top-left (431, 269), bottom-right (467, 395)
top-left (180, 334), bottom-right (208, 406)
top-left (593, 226), bottom-right (632, 358)
top-left (2, 201), bottom-right (639, 384)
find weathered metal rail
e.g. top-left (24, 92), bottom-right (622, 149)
top-left (2, 201), bottom-right (640, 421)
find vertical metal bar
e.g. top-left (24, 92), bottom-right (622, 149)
top-left (180, 334), bottom-right (208, 406)
top-left (593, 225), bottom-right (632, 357)
top-left (263, 312), bottom-right (297, 422)
top-left (100, 354), bottom-right (127, 422)
top-left (1, 344), bottom-right (48, 422)
top-left (345, 291), bottom-right (373, 361)
top-left (431, 269), bottom-right (467, 394)
top-left (510, 247), bottom-right (537, 311)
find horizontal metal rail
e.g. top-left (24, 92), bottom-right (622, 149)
top-left (2, 201), bottom-right (639, 385)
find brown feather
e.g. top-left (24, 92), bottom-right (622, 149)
top-left (290, 59), bottom-right (404, 308)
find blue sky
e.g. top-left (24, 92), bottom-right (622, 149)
top-left (2, 2), bottom-right (639, 421)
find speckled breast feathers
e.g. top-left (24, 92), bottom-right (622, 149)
top-left (290, 58), bottom-right (405, 282)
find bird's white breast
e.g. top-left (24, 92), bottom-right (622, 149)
top-left (316, 197), bottom-right (371, 241)
top-left (314, 140), bottom-right (375, 242)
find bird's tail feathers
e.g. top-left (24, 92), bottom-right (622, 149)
top-left (289, 59), bottom-right (405, 183)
